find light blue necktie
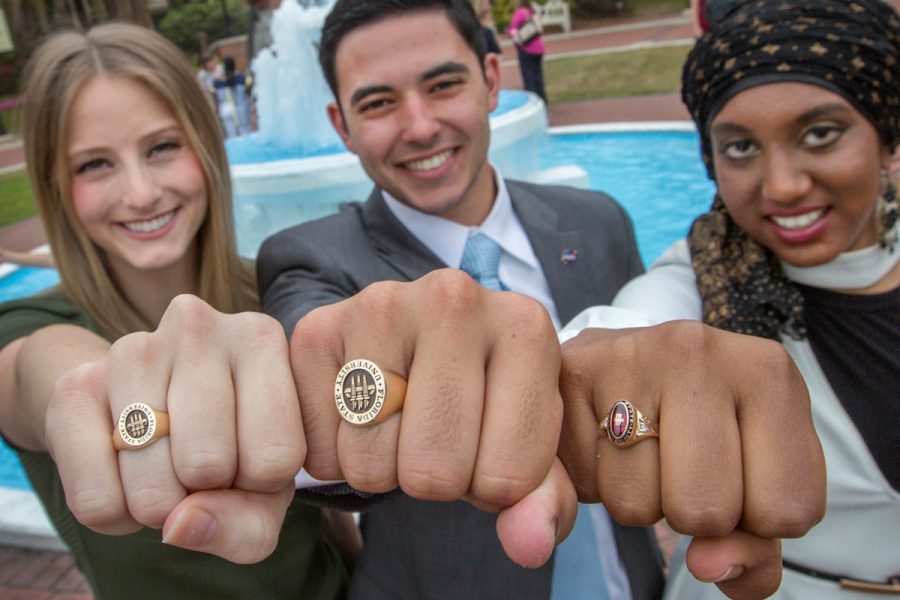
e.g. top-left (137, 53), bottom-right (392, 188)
top-left (459, 233), bottom-right (509, 291)
top-left (551, 504), bottom-right (610, 600)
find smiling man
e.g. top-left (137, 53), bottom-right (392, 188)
top-left (257, 1), bottom-right (661, 598)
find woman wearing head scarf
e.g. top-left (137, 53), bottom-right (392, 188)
top-left (563, 0), bottom-right (900, 597)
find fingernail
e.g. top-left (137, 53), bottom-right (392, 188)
top-left (704, 566), bottom-right (744, 583)
top-left (163, 507), bottom-right (218, 549)
top-left (551, 517), bottom-right (560, 542)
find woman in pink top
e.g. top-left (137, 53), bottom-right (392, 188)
top-left (507, 0), bottom-right (546, 102)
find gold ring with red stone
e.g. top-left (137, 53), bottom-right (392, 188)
top-left (598, 399), bottom-right (659, 448)
top-left (334, 359), bottom-right (407, 425)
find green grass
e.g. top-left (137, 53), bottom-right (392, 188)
top-left (0, 100), bottom-right (22, 136)
top-left (546, 43), bottom-right (691, 103)
top-left (0, 170), bottom-right (37, 228)
top-left (628, 0), bottom-right (689, 18)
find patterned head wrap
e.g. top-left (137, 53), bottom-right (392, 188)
top-left (681, 0), bottom-right (900, 340)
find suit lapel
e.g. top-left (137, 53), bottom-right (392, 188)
top-left (509, 182), bottom-right (587, 325)
top-left (360, 189), bottom-right (448, 282)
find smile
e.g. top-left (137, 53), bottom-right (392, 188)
top-left (120, 209), bottom-right (177, 234)
top-left (404, 149), bottom-right (454, 172)
top-left (770, 209), bottom-right (826, 230)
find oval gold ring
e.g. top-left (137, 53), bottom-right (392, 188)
top-left (113, 402), bottom-right (170, 451)
top-left (335, 359), bottom-right (407, 425)
top-left (599, 399), bottom-right (659, 448)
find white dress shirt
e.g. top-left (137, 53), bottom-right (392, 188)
top-left (383, 167), bottom-right (632, 600)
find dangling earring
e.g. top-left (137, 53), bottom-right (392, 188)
top-left (880, 169), bottom-right (898, 252)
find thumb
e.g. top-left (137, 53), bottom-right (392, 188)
top-left (495, 457), bottom-right (578, 569)
top-left (161, 485), bottom-right (294, 564)
top-left (685, 529), bottom-right (783, 600)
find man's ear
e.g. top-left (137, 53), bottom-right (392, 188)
top-left (327, 102), bottom-right (355, 154)
top-left (483, 52), bottom-right (501, 113)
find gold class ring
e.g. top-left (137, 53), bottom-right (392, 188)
top-left (335, 359), bottom-right (407, 425)
top-left (598, 399), bottom-right (659, 448)
top-left (113, 403), bottom-right (170, 451)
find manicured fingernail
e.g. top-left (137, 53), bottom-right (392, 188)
top-left (705, 566), bottom-right (744, 583)
top-left (163, 507), bottom-right (217, 549)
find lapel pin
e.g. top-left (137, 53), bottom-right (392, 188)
top-left (560, 249), bottom-right (578, 266)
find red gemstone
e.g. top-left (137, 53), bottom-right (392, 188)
top-left (610, 402), bottom-right (630, 440)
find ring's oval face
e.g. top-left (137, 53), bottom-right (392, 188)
top-left (335, 360), bottom-right (387, 425)
top-left (610, 401), bottom-right (631, 441)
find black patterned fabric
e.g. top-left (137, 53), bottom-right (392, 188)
top-left (680, 0), bottom-right (900, 339)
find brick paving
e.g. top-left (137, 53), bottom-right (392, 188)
top-left (0, 9), bottom-right (750, 596)
top-left (0, 547), bottom-right (90, 599)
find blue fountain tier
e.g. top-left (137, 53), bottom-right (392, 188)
top-left (228, 90), bottom-right (583, 257)
top-left (226, 90), bottom-right (533, 165)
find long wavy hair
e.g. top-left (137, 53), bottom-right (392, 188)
top-left (21, 22), bottom-right (257, 339)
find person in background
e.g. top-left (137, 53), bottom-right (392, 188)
top-left (196, 51), bottom-right (220, 107)
top-left (507, 0), bottom-right (546, 102)
top-left (565, 0), bottom-right (900, 597)
top-left (0, 245), bottom-right (54, 268)
top-left (0, 23), bottom-right (348, 598)
top-left (213, 56), bottom-right (253, 138)
top-left (688, 0), bottom-right (744, 36)
top-left (474, 0), bottom-right (501, 54)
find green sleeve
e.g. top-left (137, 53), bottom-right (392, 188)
top-left (0, 287), bottom-right (100, 348)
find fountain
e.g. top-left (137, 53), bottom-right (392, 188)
top-left (227, 0), bottom-right (586, 256)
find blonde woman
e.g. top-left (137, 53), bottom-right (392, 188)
top-left (0, 23), bottom-right (348, 598)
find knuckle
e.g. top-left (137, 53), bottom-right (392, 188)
top-left (355, 280), bottom-right (405, 320)
top-left (400, 459), bottom-right (470, 501)
top-left (664, 502), bottom-right (739, 537)
top-left (470, 468), bottom-right (538, 507)
top-left (176, 449), bottom-right (237, 490)
top-left (748, 500), bottom-right (825, 539)
top-left (602, 484), bottom-right (662, 526)
top-left (496, 295), bottom-right (554, 339)
top-left (108, 331), bottom-right (162, 372)
top-left (421, 270), bottom-right (482, 319)
top-left (240, 442), bottom-right (306, 490)
top-left (341, 454), bottom-right (397, 494)
top-left (126, 487), bottom-right (180, 527)
top-left (67, 487), bottom-right (126, 530)
top-left (240, 313), bottom-right (290, 354)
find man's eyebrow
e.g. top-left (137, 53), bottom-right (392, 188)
top-left (420, 61), bottom-right (470, 82)
top-left (349, 85), bottom-right (394, 108)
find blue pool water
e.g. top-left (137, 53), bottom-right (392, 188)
top-left (0, 128), bottom-right (715, 491)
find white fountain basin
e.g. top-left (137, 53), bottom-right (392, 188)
top-left (230, 92), bottom-right (587, 256)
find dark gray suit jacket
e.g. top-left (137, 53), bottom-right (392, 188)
top-left (258, 181), bottom-right (665, 600)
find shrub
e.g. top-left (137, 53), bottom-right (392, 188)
top-left (158, 0), bottom-right (249, 56)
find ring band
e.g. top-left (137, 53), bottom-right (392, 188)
top-left (113, 403), bottom-right (170, 451)
top-left (335, 359), bottom-right (407, 425)
top-left (599, 400), bottom-right (659, 448)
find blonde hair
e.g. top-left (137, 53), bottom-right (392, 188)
top-left (22, 23), bottom-right (257, 339)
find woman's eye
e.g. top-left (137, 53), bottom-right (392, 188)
top-left (149, 141), bottom-right (180, 157)
top-left (74, 158), bottom-right (109, 174)
top-left (720, 139), bottom-right (758, 160)
top-left (802, 125), bottom-right (843, 148)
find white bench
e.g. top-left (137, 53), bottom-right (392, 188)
top-left (536, 0), bottom-right (571, 33)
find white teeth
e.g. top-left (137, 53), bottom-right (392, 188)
top-left (122, 210), bottom-right (175, 233)
top-left (405, 150), bottom-right (453, 172)
top-left (771, 209), bottom-right (825, 230)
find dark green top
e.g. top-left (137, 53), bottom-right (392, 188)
top-left (0, 288), bottom-right (348, 599)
